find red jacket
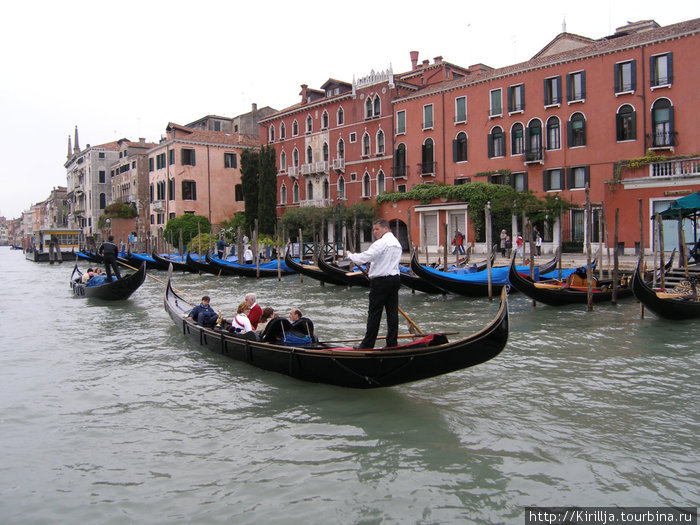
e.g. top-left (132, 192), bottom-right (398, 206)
top-left (248, 303), bottom-right (262, 329)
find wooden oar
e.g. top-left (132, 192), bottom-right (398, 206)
top-left (319, 332), bottom-right (458, 345)
top-left (117, 259), bottom-right (193, 301)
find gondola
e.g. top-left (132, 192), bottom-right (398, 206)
top-left (70, 262), bottom-right (146, 300)
top-left (164, 268), bottom-right (509, 388)
top-left (152, 251), bottom-right (197, 273)
top-left (508, 256), bottom-right (633, 306)
top-left (317, 256), bottom-right (370, 287)
top-left (399, 266), bottom-right (446, 294)
top-left (410, 250), bottom-right (558, 297)
top-left (631, 260), bottom-right (700, 320)
top-left (284, 250), bottom-right (350, 286)
top-left (186, 253), bottom-right (220, 275)
top-left (123, 252), bottom-right (167, 271)
top-left (208, 254), bottom-right (294, 277)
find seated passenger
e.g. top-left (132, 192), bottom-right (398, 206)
top-left (255, 307), bottom-right (276, 335)
top-left (81, 268), bottom-right (94, 284)
top-left (229, 302), bottom-right (254, 333)
top-left (188, 295), bottom-right (218, 327)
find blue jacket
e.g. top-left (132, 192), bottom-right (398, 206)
top-left (189, 303), bottom-right (218, 325)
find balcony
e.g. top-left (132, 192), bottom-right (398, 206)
top-left (418, 161), bottom-right (436, 177)
top-left (152, 200), bottom-right (165, 212)
top-left (524, 147), bottom-right (544, 165)
top-left (647, 131), bottom-right (677, 150)
top-left (650, 156), bottom-right (700, 178)
top-left (392, 165), bottom-right (408, 179)
top-left (287, 166), bottom-right (299, 179)
top-left (301, 163), bottom-right (313, 176)
top-left (315, 160), bottom-right (329, 174)
top-left (332, 158), bottom-right (345, 172)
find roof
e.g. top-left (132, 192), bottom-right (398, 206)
top-left (162, 123), bottom-right (259, 148)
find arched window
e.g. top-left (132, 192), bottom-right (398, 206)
top-left (488, 126), bottom-right (504, 158)
top-left (362, 172), bottom-right (371, 197)
top-left (269, 125), bottom-right (275, 142)
top-left (373, 96), bottom-right (381, 117)
top-left (307, 180), bottom-right (313, 200)
top-left (568, 112), bottom-right (586, 147)
top-left (546, 116), bottom-right (560, 150)
top-left (337, 138), bottom-right (345, 159)
top-left (362, 133), bottom-right (371, 156)
top-left (306, 146), bottom-right (313, 164)
top-left (293, 182), bottom-right (299, 203)
top-left (323, 179), bottom-right (330, 199)
top-left (337, 107), bottom-right (344, 125)
top-left (306, 115), bottom-right (313, 133)
top-left (280, 151), bottom-right (287, 171)
top-left (376, 170), bottom-right (385, 195)
top-left (292, 120), bottom-right (299, 136)
top-left (616, 104), bottom-right (636, 141)
top-left (526, 120), bottom-right (542, 159)
top-left (651, 99), bottom-right (673, 146)
top-left (453, 132), bottom-right (467, 162)
top-left (293, 148), bottom-right (299, 167)
top-left (280, 122), bottom-right (286, 139)
top-left (337, 176), bottom-right (346, 200)
top-left (376, 130), bottom-right (385, 154)
top-left (280, 183), bottom-right (287, 205)
top-left (322, 142), bottom-right (329, 162)
top-left (511, 123), bottom-right (524, 155)
top-left (322, 110), bottom-right (329, 129)
top-left (394, 143), bottom-right (406, 177)
top-left (365, 97), bottom-right (372, 119)
top-left (421, 138), bottom-right (434, 174)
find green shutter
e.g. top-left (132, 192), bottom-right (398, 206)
top-left (452, 139), bottom-right (458, 162)
top-left (507, 87), bottom-right (513, 112)
top-left (566, 168), bottom-right (573, 189)
top-left (543, 171), bottom-right (550, 191)
top-left (487, 134), bottom-right (494, 158)
top-left (630, 60), bottom-right (637, 91)
top-left (566, 74), bottom-right (572, 101)
top-left (614, 64), bottom-right (620, 93)
top-left (631, 109), bottom-right (637, 140)
top-left (584, 166), bottom-right (590, 187)
top-left (581, 71), bottom-right (586, 99)
top-left (667, 53), bottom-right (673, 84)
top-left (649, 55), bottom-right (656, 86)
top-left (669, 106), bottom-right (675, 145)
top-left (567, 121), bottom-right (573, 147)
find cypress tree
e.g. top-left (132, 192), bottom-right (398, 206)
top-left (240, 148), bottom-right (260, 235)
top-left (257, 145), bottom-right (278, 235)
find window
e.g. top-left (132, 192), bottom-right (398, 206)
top-left (377, 170), bottom-right (385, 195)
top-left (224, 153), bottom-right (237, 169)
top-left (235, 184), bottom-right (244, 201)
top-left (488, 126), bottom-right (505, 158)
top-left (322, 143), bottom-right (329, 162)
top-left (568, 113), bottom-right (586, 147)
top-left (566, 71), bottom-right (586, 102)
top-left (323, 179), bottom-right (330, 199)
top-left (305, 115), bottom-right (313, 133)
top-left (98, 152), bottom-right (105, 159)
top-left (293, 182), bottom-right (299, 203)
top-left (362, 133), bottom-right (370, 157)
top-left (149, 157), bottom-right (154, 172)
top-left (168, 149), bottom-right (175, 165)
top-left (280, 122), bottom-right (286, 139)
top-left (544, 76), bottom-right (561, 106)
top-left (306, 146), bottom-right (313, 164)
top-left (307, 180), bottom-right (313, 200)
top-left (614, 60), bottom-right (636, 93)
top-left (292, 120), bottom-right (299, 136)
top-left (546, 117), bottom-right (560, 150)
top-left (337, 139), bottom-right (345, 159)
top-left (168, 178), bottom-right (174, 200)
top-left (455, 96), bottom-right (467, 123)
top-left (365, 97), bottom-right (373, 119)
top-left (293, 148), bottom-right (299, 167)
top-left (508, 84), bottom-right (525, 113)
top-left (99, 170), bottom-right (106, 183)
top-left (423, 104), bottom-right (434, 129)
top-left (453, 132), bottom-right (468, 162)
top-left (526, 120), bottom-right (542, 161)
top-left (362, 172), bottom-right (371, 197)
top-left (651, 98), bottom-right (674, 147)
top-left (280, 151), bottom-right (287, 171)
top-left (650, 53), bottom-right (673, 88)
top-left (181, 148), bottom-right (196, 166)
top-left (373, 96), bottom-right (381, 117)
top-left (99, 193), bottom-right (106, 209)
top-left (156, 153), bottom-right (166, 169)
top-left (396, 110), bottom-right (406, 134)
top-left (543, 168), bottom-right (564, 191)
top-left (337, 107), bottom-right (344, 126)
top-left (567, 166), bottom-right (589, 189)
top-left (321, 111), bottom-right (329, 129)
top-left (280, 184), bottom-right (287, 205)
top-left (269, 125), bottom-right (275, 142)
top-left (512, 172), bottom-right (527, 192)
top-left (376, 130), bottom-right (385, 155)
top-left (511, 123), bottom-right (524, 155)
top-left (149, 183), bottom-right (154, 201)
top-left (394, 143), bottom-right (406, 177)
top-left (490, 89), bottom-right (502, 117)
top-left (182, 180), bottom-right (196, 200)
top-left (337, 176), bottom-right (345, 200)
top-left (397, 184), bottom-right (407, 193)
top-left (157, 181), bottom-right (165, 200)
top-left (421, 138), bottom-right (435, 174)
top-left (349, 132), bottom-right (357, 143)
top-left (616, 105), bottom-right (636, 141)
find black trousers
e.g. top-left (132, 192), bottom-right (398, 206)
top-left (361, 274), bottom-right (401, 349)
top-left (103, 256), bottom-right (122, 281)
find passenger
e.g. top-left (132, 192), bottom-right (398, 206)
top-left (255, 307), bottom-right (276, 335)
top-left (188, 295), bottom-right (218, 327)
top-left (81, 268), bottom-right (94, 284)
top-left (245, 293), bottom-right (263, 329)
top-left (229, 302), bottom-right (254, 333)
top-left (289, 308), bottom-right (302, 323)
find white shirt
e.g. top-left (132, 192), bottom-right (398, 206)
top-left (243, 248), bottom-right (253, 262)
top-left (347, 231), bottom-right (402, 279)
top-left (232, 313), bottom-right (253, 333)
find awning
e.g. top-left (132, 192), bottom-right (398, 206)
top-left (657, 191), bottom-right (700, 220)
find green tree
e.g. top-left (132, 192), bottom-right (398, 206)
top-left (240, 148), bottom-right (260, 235)
top-left (219, 212), bottom-right (246, 243)
top-left (257, 145), bottom-right (278, 236)
top-left (163, 215), bottom-right (211, 247)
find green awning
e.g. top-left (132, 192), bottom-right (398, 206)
top-left (658, 191), bottom-right (700, 220)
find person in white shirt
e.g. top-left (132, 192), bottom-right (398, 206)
top-left (243, 247), bottom-right (253, 264)
top-left (230, 302), bottom-right (253, 333)
top-left (346, 218), bottom-right (403, 349)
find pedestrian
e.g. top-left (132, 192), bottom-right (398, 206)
top-left (98, 235), bottom-right (122, 281)
top-left (536, 231), bottom-right (542, 256)
top-left (505, 236), bottom-right (512, 258)
top-left (452, 230), bottom-right (465, 255)
top-left (216, 236), bottom-right (227, 259)
top-left (346, 218), bottom-right (402, 349)
top-left (500, 229), bottom-right (507, 257)
top-left (516, 234), bottom-right (524, 257)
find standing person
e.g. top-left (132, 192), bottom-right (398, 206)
top-left (500, 229), bottom-right (508, 257)
top-left (505, 236), bottom-right (512, 258)
top-left (98, 235), bottom-right (122, 281)
top-left (346, 219), bottom-right (402, 349)
top-left (243, 246), bottom-right (253, 264)
top-left (216, 236), bottom-right (227, 259)
top-left (245, 293), bottom-right (263, 330)
top-left (452, 230), bottom-right (465, 255)
top-left (516, 234), bottom-right (524, 257)
top-left (536, 231), bottom-right (542, 256)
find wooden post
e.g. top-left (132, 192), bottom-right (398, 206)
top-left (352, 210), bottom-right (357, 254)
top-left (639, 199), bottom-right (645, 319)
top-left (237, 226), bottom-right (243, 264)
top-left (680, 229), bottom-right (689, 277)
top-left (485, 202), bottom-right (493, 301)
top-left (298, 228), bottom-right (304, 283)
top-left (254, 218), bottom-right (260, 279)
top-left (197, 222), bottom-right (201, 260)
top-left (276, 222), bottom-right (282, 281)
top-left (442, 222), bottom-right (448, 272)
top-left (521, 210), bottom-right (527, 265)
top-left (179, 229), bottom-right (183, 258)
top-left (612, 208), bottom-right (620, 304)
top-left (677, 210), bottom-right (686, 270)
top-left (585, 184), bottom-right (593, 311)
top-left (407, 209), bottom-right (413, 253)
top-left (658, 214), bottom-right (665, 290)
top-left (557, 197), bottom-right (563, 281)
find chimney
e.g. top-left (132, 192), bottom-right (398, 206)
top-left (300, 84), bottom-right (308, 104)
top-left (422, 59), bottom-right (429, 68)
top-left (139, 137), bottom-right (145, 146)
top-left (434, 56), bottom-right (443, 64)
top-left (410, 51), bottom-right (419, 71)
top-left (252, 102), bottom-right (257, 113)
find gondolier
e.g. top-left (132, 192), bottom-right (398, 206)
top-left (346, 218), bottom-right (402, 349)
top-left (99, 235), bottom-right (122, 281)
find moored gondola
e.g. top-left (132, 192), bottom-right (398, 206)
top-left (70, 262), bottom-right (146, 300)
top-left (316, 256), bottom-right (370, 287)
top-left (164, 269), bottom-right (509, 388)
top-left (284, 250), bottom-right (349, 286)
top-left (508, 256), bottom-right (633, 306)
top-left (186, 253), bottom-right (220, 275)
top-left (152, 251), bottom-right (197, 273)
top-left (631, 260), bottom-right (700, 320)
top-left (208, 255), bottom-right (294, 277)
top-left (399, 266), bottom-right (446, 294)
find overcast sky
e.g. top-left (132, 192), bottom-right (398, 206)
top-left (0, 0), bottom-right (697, 219)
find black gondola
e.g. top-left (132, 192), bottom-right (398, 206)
top-left (508, 256), bottom-right (633, 306)
top-left (164, 269), bottom-right (509, 388)
top-left (631, 260), bottom-right (700, 320)
top-left (208, 255), bottom-right (294, 277)
top-left (152, 251), bottom-right (197, 273)
top-left (186, 253), bottom-right (220, 275)
top-left (70, 263), bottom-right (146, 300)
top-left (284, 251), bottom-right (350, 286)
top-left (399, 268), bottom-right (447, 294)
top-left (316, 256), bottom-right (370, 287)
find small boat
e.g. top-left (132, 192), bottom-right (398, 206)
top-left (70, 263), bottom-right (146, 300)
top-left (316, 256), bottom-right (370, 287)
top-left (123, 252), bottom-right (166, 271)
top-left (631, 260), bottom-right (700, 320)
top-left (208, 255), bottom-right (294, 277)
top-left (164, 269), bottom-right (509, 388)
top-left (284, 251), bottom-right (350, 286)
top-left (152, 251), bottom-right (197, 273)
top-left (186, 253), bottom-right (220, 275)
top-left (508, 257), bottom-right (633, 306)
top-left (399, 266), bottom-right (446, 294)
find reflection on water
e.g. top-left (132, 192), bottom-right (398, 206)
top-left (0, 248), bottom-right (697, 524)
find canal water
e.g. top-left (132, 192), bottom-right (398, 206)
top-left (0, 248), bottom-right (697, 524)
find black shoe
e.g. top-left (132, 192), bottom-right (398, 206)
top-left (352, 344), bottom-right (372, 350)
